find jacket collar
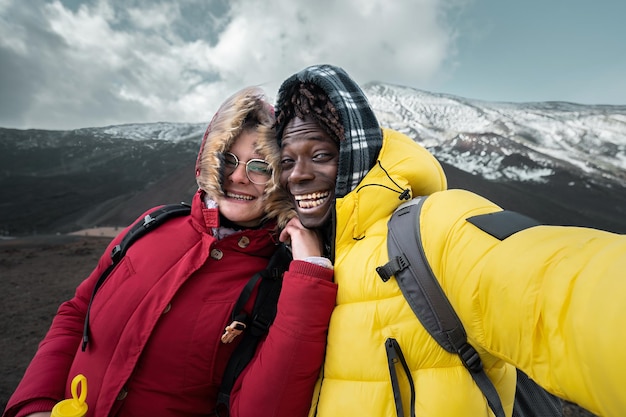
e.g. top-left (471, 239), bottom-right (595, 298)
top-left (336, 128), bottom-right (448, 242)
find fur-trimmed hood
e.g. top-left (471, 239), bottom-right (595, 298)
top-left (195, 86), bottom-right (295, 228)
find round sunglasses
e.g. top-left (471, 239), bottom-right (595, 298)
top-left (222, 152), bottom-right (272, 185)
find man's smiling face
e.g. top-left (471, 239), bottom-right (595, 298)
top-left (279, 115), bottom-right (339, 229)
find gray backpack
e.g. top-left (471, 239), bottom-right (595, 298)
top-left (376, 196), bottom-right (563, 417)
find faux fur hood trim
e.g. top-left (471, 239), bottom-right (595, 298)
top-left (195, 86), bottom-right (295, 228)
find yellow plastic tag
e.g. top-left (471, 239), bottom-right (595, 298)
top-left (51, 374), bottom-right (88, 417)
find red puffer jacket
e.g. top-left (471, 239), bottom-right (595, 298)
top-left (4, 190), bottom-right (337, 417)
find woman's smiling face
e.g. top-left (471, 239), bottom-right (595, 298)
top-left (217, 130), bottom-right (270, 227)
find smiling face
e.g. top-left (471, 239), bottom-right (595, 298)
top-left (216, 130), bottom-right (270, 227)
top-left (279, 115), bottom-right (339, 229)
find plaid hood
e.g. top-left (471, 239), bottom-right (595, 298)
top-left (275, 64), bottom-right (383, 199)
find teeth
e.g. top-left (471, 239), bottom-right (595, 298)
top-left (294, 191), bottom-right (330, 208)
top-left (294, 191), bottom-right (330, 201)
top-left (227, 192), bottom-right (254, 201)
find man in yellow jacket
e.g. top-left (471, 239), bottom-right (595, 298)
top-left (272, 64), bottom-right (626, 417)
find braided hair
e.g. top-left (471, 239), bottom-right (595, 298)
top-left (275, 82), bottom-right (344, 145)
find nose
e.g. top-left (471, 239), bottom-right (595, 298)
top-left (288, 159), bottom-right (314, 184)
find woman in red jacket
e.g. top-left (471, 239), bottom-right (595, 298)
top-left (3, 87), bottom-right (337, 417)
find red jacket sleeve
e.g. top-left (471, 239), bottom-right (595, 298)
top-left (3, 233), bottom-right (126, 417)
top-left (229, 260), bottom-right (336, 417)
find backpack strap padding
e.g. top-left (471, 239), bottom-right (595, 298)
top-left (379, 196), bottom-right (506, 417)
top-left (382, 197), bottom-right (466, 353)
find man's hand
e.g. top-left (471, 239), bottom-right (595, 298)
top-left (279, 217), bottom-right (324, 260)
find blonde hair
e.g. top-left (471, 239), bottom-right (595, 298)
top-left (195, 87), bottom-right (293, 224)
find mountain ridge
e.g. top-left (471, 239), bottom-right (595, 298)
top-left (1, 83), bottom-right (625, 236)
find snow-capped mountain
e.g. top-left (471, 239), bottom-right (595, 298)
top-left (365, 83), bottom-right (626, 186)
top-left (1, 83), bottom-right (625, 236)
top-left (76, 122), bottom-right (207, 143)
top-left (6, 82), bottom-right (626, 187)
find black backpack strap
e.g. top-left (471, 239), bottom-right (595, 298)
top-left (377, 197), bottom-right (506, 417)
top-left (109, 203), bottom-right (192, 263)
top-left (81, 203), bottom-right (191, 351)
top-left (385, 338), bottom-right (416, 417)
top-left (216, 243), bottom-right (292, 415)
top-left (513, 369), bottom-right (563, 417)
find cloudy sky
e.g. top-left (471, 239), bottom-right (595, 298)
top-left (1, 0), bottom-right (625, 130)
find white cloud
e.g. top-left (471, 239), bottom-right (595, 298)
top-left (126, 3), bottom-right (180, 31)
top-left (45, 1), bottom-right (127, 68)
top-left (0, 0), bottom-right (462, 129)
top-left (196, 0), bottom-right (462, 109)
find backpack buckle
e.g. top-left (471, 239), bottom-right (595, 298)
top-left (376, 255), bottom-right (409, 282)
top-left (376, 265), bottom-right (393, 282)
top-left (458, 343), bottom-right (483, 373)
top-left (221, 320), bottom-right (247, 344)
top-left (110, 244), bottom-right (122, 262)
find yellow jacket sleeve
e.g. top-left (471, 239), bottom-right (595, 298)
top-left (421, 189), bottom-right (626, 417)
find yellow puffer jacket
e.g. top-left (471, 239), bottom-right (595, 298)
top-left (422, 188), bottom-right (626, 417)
top-left (313, 128), bottom-right (626, 417)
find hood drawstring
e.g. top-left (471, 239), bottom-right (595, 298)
top-left (355, 161), bottom-right (411, 201)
